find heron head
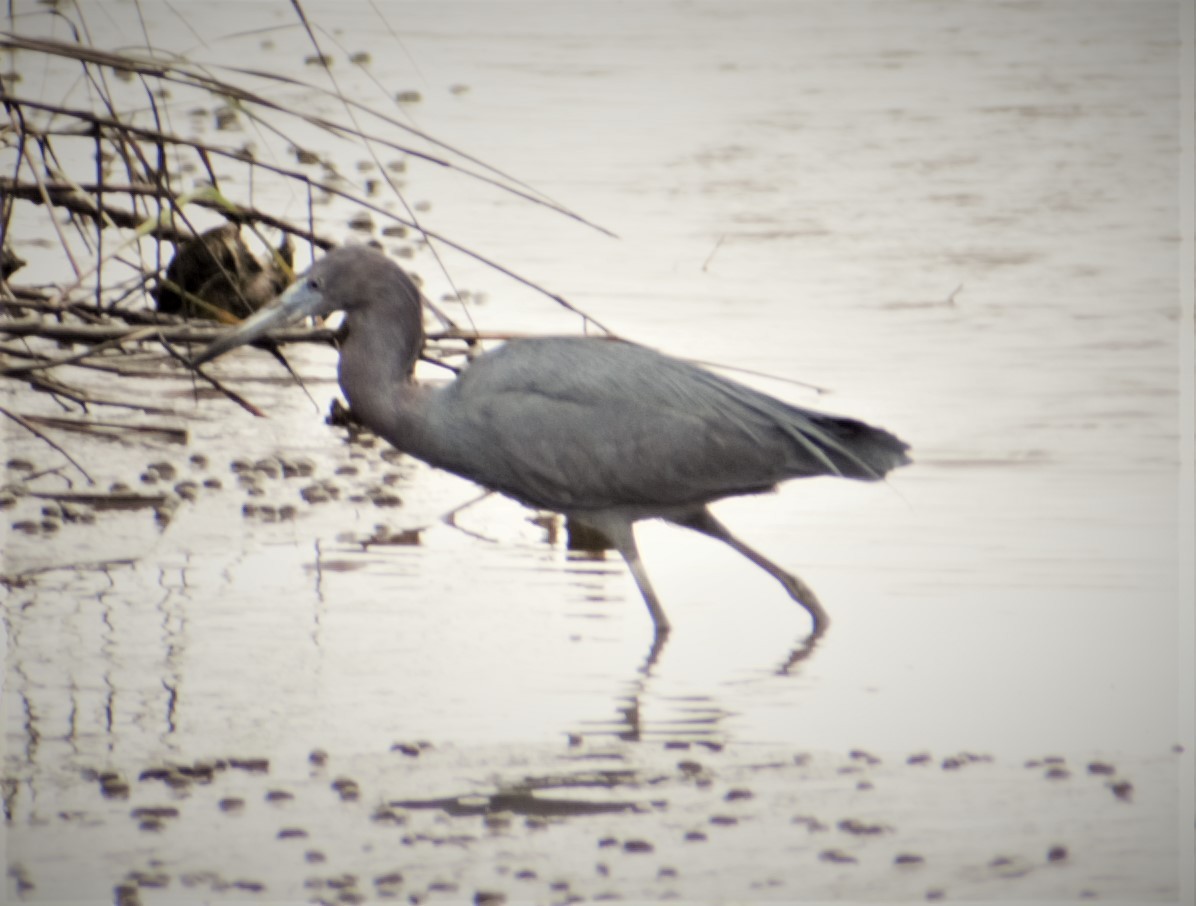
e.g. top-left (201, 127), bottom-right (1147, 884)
top-left (190, 245), bottom-right (420, 367)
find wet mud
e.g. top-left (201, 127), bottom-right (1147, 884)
top-left (7, 735), bottom-right (1182, 903)
top-left (2, 0), bottom-right (1189, 902)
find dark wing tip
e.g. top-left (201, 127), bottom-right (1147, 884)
top-left (806, 414), bottom-right (911, 480)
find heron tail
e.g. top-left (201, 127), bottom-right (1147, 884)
top-left (793, 411), bottom-right (912, 480)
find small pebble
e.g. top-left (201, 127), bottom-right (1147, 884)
top-left (622, 839), bottom-right (654, 854)
top-left (838, 818), bottom-right (888, 835)
top-left (101, 779), bottom-right (130, 798)
top-left (228, 757), bottom-right (268, 773)
top-left (1109, 780), bottom-right (1133, 801)
top-left (482, 812), bottom-right (511, 830)
top-left (1047, 845), bottom-right (1068, 862)
top-left (214, 106), bottom-right (239, 130)
top-left (895, 853), bottom-right (925, 865)
top-left (791, 815), bottom-right (829, 832)
top-left (128, 870), bottom-right (169, 888)
top-left (130, 806), bottom-right (179, 819)
top-left (301, 485), bottom-right (330, 504)
top-left (819, 849), bottom-right (857, 864)
top-left (253, 458), bottom-right (280, 479)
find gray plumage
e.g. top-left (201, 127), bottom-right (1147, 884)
top-left (192, 245), bottom-right (910, 643)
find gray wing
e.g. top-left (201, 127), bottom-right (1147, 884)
top-left (418, 337), bottom-right (908, 512)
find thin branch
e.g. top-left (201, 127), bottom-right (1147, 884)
top-left (158, 337), bottom-right (267, 418)
top-left (0, 317), bottom-right (337, 346)
top-left (0, 176), bottom-right (334, 249)
top-left (0, 32), bottom-right (615, 238)
top-left (0, 404), bottom-right (95, 485)
top-left (1, 325), bottom-right (162, 376)
top-left (3, 92), bottom-right (613, 330)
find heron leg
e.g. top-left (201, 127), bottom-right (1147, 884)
top-left (673, 507), bottom-right (830, 637)
top-left (575, 515), bottom-right (672, 637)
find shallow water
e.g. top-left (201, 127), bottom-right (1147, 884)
top-left (2, 1), bottom-right (1189, 902)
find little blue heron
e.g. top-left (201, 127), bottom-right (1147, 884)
top-left (192, 245), bottom-right (910, 644)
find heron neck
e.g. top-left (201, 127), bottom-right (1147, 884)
top-left (337, 301), bottom-right (427, 447)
